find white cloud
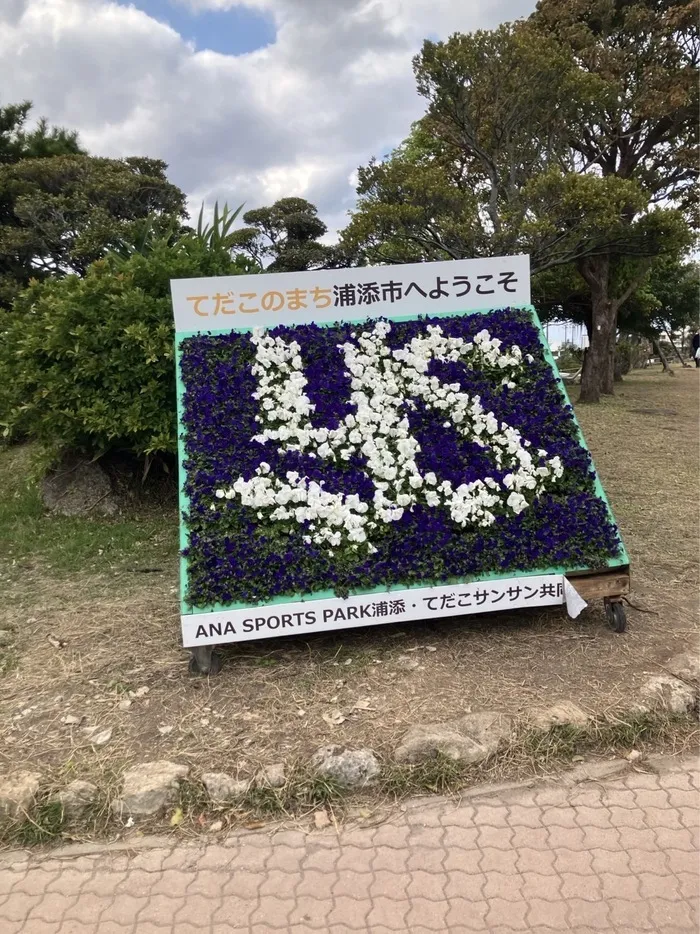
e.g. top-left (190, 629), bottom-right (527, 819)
top-left (0, 0), bottom-right (536, 236)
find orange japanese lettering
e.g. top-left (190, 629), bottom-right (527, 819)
top-left (261, 291), bottom-right (285, 312)
top-left (310, 286), bottom-right (332, 309)
top-left (212, 292), bottom-right (236, 315)
top-left (238, 292), bottom-right (259, 314)
top-left (186, 295), bottom-right (211, 317)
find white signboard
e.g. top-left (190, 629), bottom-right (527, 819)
top-left (172, 252), bottom-right (601, 652)
top-left (181, 575), bottom-right (586, 647)
top-left (171, 254), bottom-right (530, 332)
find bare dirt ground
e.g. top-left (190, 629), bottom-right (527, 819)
top-left (1, 366), bottom-right (698, 794)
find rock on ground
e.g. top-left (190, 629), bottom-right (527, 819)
top-left (311, 746), bottom-right (380, 788)
top-left (41, 457), bottom-right (118, 517)
top-left (0, 771), bottom-right (42, 820)
top-left (530, 701), bottom-right (590, 731)
top-left (394, 711), bottom-right (513, 765)
top-left (258, 764), bottom-right (286, 788)
top-left (56, 780), bottom-right (98, 819)
top-left (665, 650), bottom-right (700, 689)
top-left (202, 772), bottom-right (248, 803)
top-left (638, 675), bottom-right (697, 715)
top-left (111, 761), bottom-right (189, 819)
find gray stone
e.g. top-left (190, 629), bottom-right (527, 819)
top-left (639, 675), bottom-right (697, 715)
top-left (0, 630), bottom-right (15, 647)
top-left (311, 745), bottom-right (381, 788)
top-left (42, 457), bottom-right (118, 517)
top-left (530, 701), bottom-right (590, 731)
top-left (201, 772), bottom-right (248, 803)
top-left (83, 725), bottom-right (113, 747)
top-left (394, 711), bottom-right (514, 765)
top-left (259, 763), bottom-right (286, 788)
top-left (665, 650), bottom-right (700, 689)
top-left (56, 780), bottom-right (98, 819)
top-left (111, 760), bottom-right (189, 819)
top-left (0, 771), bottom-right (42, 820)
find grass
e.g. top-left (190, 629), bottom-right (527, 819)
top-left (0, 443), bottom-right (178, 580)
top-left (14, 799), bottom-right (65, 846)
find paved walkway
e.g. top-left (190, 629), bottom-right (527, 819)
top-left (0, 755), bottom-right (697, 933)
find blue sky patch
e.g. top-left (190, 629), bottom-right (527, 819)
top-left (118, 0), bottom-right (276, 55)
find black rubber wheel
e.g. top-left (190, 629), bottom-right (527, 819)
top-left (605, 601), bottom-right (627, 633)
top-left (188, 651), bottom-right (222, 676)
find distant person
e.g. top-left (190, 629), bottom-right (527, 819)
top-left (693, 330), bottom-right (700, 368)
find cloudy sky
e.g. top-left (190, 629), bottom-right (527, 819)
top-left (1, 0), bottom-right (536, 235)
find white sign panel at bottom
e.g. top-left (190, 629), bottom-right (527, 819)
top-left (181, 575), bottom-right (586, 647)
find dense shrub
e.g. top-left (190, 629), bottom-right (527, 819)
top-left (0, 238), bottom-right (247, 464)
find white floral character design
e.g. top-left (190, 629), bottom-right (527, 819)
top-left (212, 322), bottom-right (563, 553)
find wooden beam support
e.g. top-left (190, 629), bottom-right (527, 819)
top-left (566, 569), bottom-right (630, 601)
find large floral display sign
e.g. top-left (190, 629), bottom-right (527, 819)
top-left (171, 256), bottom-right (627, 647)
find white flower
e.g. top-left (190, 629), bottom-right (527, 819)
top-left (507, 492), bottom-right (528, 514)
top-left (221, 322), bottom-right (564, 550)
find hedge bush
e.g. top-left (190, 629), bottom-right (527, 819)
top-left (0, 238), bottom-right (247, 464)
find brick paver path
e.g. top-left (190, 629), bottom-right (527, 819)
top-left (0, 755), bottom-right (697, 933)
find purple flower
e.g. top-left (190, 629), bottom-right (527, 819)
top-left (179, 308), bottom-right (623, 608)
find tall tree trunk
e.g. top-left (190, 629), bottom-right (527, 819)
top-left (578, 256), bottom-right (616, 403)
top-left (652, 337), bottom-right (673, 374)
top-left (662, 322), bottom-right (690, 367)
top-left (601, 338), bottom-right (616, 395)
top-left (577, 256), bottom-right (652, 402)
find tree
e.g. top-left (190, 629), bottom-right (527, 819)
top-left (0, 100), bottom-right (188, 307)
top-left (0, 153), bottom-right (187, 307)
top-left (618, 255), bottom-right (699, 345)
top-left (228, 197), bottom-right (347, 271)
top-left (342, 5), bottom-right (697, 401)
top-left (0, 223), bottom-right (249, 464)
top-left (530, 0), bottom-right (699, 400)
top-left (0, 100), bottom-right (83, 165)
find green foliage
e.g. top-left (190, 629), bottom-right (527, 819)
top-left (343, 2), bottom-right (697, 401)
top-left (228, 197), bottom-right (349, 272)
top-left (619, 256), bottom-right (700, 336)
top-left (107, 202), bottom-right (258, 275)
top-left (532, 0), bottom-right (699, 213)
top-left (194, 201), bottom-right (244, 252)
top-left (0, 100), bottom-right (83, 165)
top-left (0, 234), bottom-right (247, 463)
top-left (0, 150), bottom-right (187, 307)
top-left (16, 800), bottom-right (64, 845)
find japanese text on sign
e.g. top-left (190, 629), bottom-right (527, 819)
top-left (184, 273), bottom-right (520, 318)
top-left (181, 574), bottom-right (580, 647)
top-left (171, 255), bottom-right (531, 332)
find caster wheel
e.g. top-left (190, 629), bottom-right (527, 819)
top-left (605, 601), bottom-right (627, 633)
top-left (188, 651), bottom-right (221, 676)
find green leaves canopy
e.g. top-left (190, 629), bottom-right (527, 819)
top-left (228, 197), bottom-right (349, 272)
top-left (0, 152), bottom-right (187, 307)
top-left (0, 236), bottom-right (246, 463)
